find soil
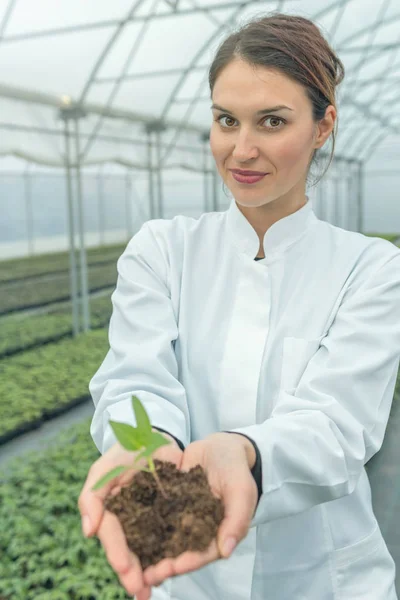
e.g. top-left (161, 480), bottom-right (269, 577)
top-left (104, 459), bottom-right (225, 570)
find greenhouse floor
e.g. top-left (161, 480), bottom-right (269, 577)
top-left (0, 398), bottom-right (398, 595)
top-left (0, 398), bottom-right (95, 468)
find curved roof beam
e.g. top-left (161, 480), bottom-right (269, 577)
top-left (339, 41), bottom-right (400, 54)
top-left (338, 36), bottom-right (400, 153)
top-left (320, 0), bottom-right (348, 40)
top-left (336, 13), bottom-right (400, 48)
top-left (81, 0), bottom-right (163, 160)
top-left (358, 130), bottom-right (390, 163)
top-left (344, 48), bottom-right (400, 81)
top-left (0, 0), bottom-right (17, 40)
top-left (81, 0), bottom-right (230, 160)
top-left (79, 0), bottom-right (148, 106)
top-left (0, 82), bottom-right (206, 134)
top-left (321, 27), bottom-right (400, 155)
top-left (342, 0), bottom-right (392, 101)
top-left (312, 0), bottom-right (354, 28)
top-left (337, 91), bottom-right (400, 161)
top-left (95, 65), bottom-right (207, 85)
top-left (0, 2), bottom-right (257, 44)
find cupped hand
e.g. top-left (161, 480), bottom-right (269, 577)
top-left (142, 432), bottom-right (258, 589)
top-left (78, 431), bottom-right (184, 600)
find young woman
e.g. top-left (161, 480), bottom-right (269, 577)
top-left (78, 13), bottom-right (400, 600)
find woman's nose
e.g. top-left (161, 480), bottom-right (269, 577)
top-left (231, 131), bottom-right (259, 161)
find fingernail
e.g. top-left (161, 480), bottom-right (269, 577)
top-left (82, 515), bottom-right (92, 537)
top-left (222, 536), bottom-right (237, 556)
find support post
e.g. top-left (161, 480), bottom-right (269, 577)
top-left (357, 162), bottom-right (364, 233)
top-left (97, 170), bottom-right (105, 245)
top-left (146, 131), bottom-right (156, 220)
top-left (62, 117), bottom-right (80, 337)
top-left (125, 172), bottom-right (134, 239)
top-left (74, 117), bottom-right (91, 332)
top-left (201, 132), bottom-right (210, 212)
top-left (24, 170), bottom-right (35, 257)
top-left (145, 120), bottom-right (167, 219)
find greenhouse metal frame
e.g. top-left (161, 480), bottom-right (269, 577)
top-left (0, 0), bottom-right (399, 333)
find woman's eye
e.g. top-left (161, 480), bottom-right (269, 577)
top-left (266, 117), bottom-right (284, 128)
top-left (215, 115), bottom-right (285, 130)
top-left (215, 115), bottom-right (236, 127)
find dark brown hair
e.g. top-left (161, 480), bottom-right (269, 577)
top-left (208, 12), bottom-right (345, 186)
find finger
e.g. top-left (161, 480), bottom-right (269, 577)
top-left (170, 538), bottom-right (220, 578)
top-left (143, 558), bottom-right (175, 587)
top-left (97, 509), bottom-right (141, 578)
top-left (217, 475), bottom-right (256, 557)
top-left (136, 588), bottom-right (153, 600)
top-left (78, 458), bottom-right (136, 537)
top-left (97, 511), bottom-right (149, 597)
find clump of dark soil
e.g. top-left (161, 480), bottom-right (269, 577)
top-left (104, 459), bottom-right (225, 570)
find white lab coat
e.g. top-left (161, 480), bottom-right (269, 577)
top-left (89, 196), bottom-right (400, 600)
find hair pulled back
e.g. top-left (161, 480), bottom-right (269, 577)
top-left (208, 12), bottom-right (345, 186)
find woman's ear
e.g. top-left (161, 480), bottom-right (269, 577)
top-left (314, 105), bottom-right (336, 149)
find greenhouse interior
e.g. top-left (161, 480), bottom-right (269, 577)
top-left (0, 0), bottom-right (399, 598)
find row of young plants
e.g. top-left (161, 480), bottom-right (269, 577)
top-left (0, 242), bottom-right (126, 284)
top-left (0, 328), bottom-right (109, 444)
top-left (0, 417), bottom-right (132, 600)
top-left (0, 263), bottom-right (117, 316)
top-left (0, 294), bottom-right (113, 358)
top-left (1, 233), bottom-right (397, 287)
top-left (2, 234), bottom-right (399, 317)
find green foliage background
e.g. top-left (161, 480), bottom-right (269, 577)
top-left (0, 419), bottom-right (133, 600)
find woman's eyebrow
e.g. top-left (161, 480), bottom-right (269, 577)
top-left (210, 103), bottom-right (294, 115)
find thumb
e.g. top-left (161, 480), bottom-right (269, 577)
top-left (217, 474), bottom-right (255, 558)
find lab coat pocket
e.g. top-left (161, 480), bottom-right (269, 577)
top-left (333, 524), bottom-right (382, 569)
top-left (332, 525), bottom-right (396, 599)
top-left (280, 336), bottom-right (324, 392)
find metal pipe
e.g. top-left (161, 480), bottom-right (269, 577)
top-left (202, 139), bottom-right (209, 212)
top-left (155, 130), bottom-right (163, 219)
top-left (125, 172), bottom-right (134, 238)
top-left (23, 171), bottom-right (34, 256)
top-left (74, 118), bottom-right (91, 331)
top-left (357, 162), bottom-right (364, 233)
top-left (147, 130), bottom-right (155, 219)
top-left (97, 171), bottom-right (105, 245)
top-left (63, 119), bottom-right (80, 337)
top-left (212, 167), bottom-right (219, 212)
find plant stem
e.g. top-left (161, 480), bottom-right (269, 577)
top-left (148, 457), bottom-right (169, 499)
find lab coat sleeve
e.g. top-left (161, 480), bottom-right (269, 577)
top-left (230, 252), bottom-right (400, 527)
top-left (89, 221), bottom-right (191, 455)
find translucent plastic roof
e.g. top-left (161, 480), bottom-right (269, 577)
top-left (0, 0), bottom-right (399, 169)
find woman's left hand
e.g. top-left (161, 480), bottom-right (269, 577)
top-left (142, 432), bottom-right (259, 588)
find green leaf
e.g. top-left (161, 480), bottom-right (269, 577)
top-left (109, 420), bottom-right (144, 451)
top-left (138, 432), bottom-right (171, 458)
top-left (91, 465), bottom-right (130, 491)
top-left (132, 395), bottom-right (152, 439)
top-left (133, 433), bottom-right (170, 465)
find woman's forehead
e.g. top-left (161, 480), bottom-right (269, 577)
top-left (212, 62), bottom-right (311, 115)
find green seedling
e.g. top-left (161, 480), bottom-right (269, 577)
top-left (91, 395), bottom-right (171, 499)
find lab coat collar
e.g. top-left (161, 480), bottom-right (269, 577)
top-left (226, 195), bottom-right (318, 261)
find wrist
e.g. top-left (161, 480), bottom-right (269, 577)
top-left (224, 432), bottom-right (256, 470)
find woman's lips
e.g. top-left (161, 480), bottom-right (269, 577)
top-left (231, 172), bottom-right (268, 184)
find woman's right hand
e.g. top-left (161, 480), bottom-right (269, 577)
top-left (78, 431), bottom-right (184, 600)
